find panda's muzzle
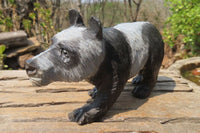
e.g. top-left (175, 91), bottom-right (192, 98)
top-left (25, 59), bottom-right (38, 77)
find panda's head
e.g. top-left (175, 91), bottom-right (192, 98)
top-left (25, 9), bottom-right (105, 86)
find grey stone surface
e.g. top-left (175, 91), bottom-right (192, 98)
top-left (169, 57), bottom-right (200, 92)
top-left (0, 69), bottom-right (199, 133)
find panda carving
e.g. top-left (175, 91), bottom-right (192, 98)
top-left (25, 9), bottom-right (164, 125)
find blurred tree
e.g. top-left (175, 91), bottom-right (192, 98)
top-left (123, 0), bottom-right (127, 22)
top-left (0, 0), bottom-right (169, 47)
top-left (164, 0), bottom-right (200, 56)
top-left (128, 0), bottom-right (143, 22)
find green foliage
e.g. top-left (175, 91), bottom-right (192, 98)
top-left (29, 13), bottom-right (36, 20)
top-left (0, 1), bottom-right (54, 45)
top-left (164, 0), bottom-right (200, 55)
top-left (22, 19), bottom-right (31, 33)
top-left (0, 0), bottom-right (16, 31)
top-left (0, 13), bottom-right (13, 31)
top-left (33, 2), bottom-right (54, 44)
top-left (34, 2), bottom-right (40, 9)
top-left (0, 45), bottom-right (6, 54)
top-left (86, 2), bottom-right (125, 26)
top-left (8, 0), bottom-right (15, 5)
top-left (0, 45), bottom-right (7, 69)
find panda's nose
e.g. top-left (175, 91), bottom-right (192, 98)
top-left (25, 59), bottom-right (37, 77)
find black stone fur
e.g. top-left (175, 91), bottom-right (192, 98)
top-left (69, 9), bottom-right (84, 26)
top-left (132, 70), bottom-right (143, 85)
top-left (88, 87), bottom-right (98, 99)
top-left (132, 23), bottom-right (164, 99)
top-left (88, 17), bottom-right (103, 40)
top-left (58, 41), bottom-right (81, 69)
top-left (26, 10), bottom-right (164, 124)
top-left (68, 27), bottom-right (131, 125)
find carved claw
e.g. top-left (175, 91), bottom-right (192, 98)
top-left (68, 105), bottom-right (101, 125)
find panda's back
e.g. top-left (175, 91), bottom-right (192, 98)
top-left (114, 22), bottom-right (150, 78)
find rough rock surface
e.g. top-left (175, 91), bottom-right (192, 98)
top-left (0, 31), bottom-right (27, 48)
top-left (169, 57), bottom-right (200, 92)
top-left (5, 37), bottom-right (41, 58)
top-left (0, 69), bottom-right (199, 133)
top-left (3, 36), bottom-right (43, 69)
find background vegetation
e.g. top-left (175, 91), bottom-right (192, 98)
top-left (164, 0), bottom-right (200, 56)
top-left (0, 0), bottom-right (169, 46)
top-left (0, 44), bottom-right (6, 69)
top-left (0, 0), bottom-right (199, 69)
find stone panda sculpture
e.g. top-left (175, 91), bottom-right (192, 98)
top-left (25, 9), bottom-right (164, 125)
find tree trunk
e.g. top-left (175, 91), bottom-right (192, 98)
top-left (55, 0), bottom-right (61, 32)
top-left (133, 0), bottom-right (143, 22)
top-left (123, 0), bottom-right (127, 22)
top-left (78, 0), bottom-right (84, 19)
top-left (101, 0), bottom-right (106, 25)
top-left (128, 0), bottom-right (134, 21)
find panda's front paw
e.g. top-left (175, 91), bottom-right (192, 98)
top-left (132, 75), bottom-right (143, 85)
top-left (68, 105), bottom-right (101, 125)
top-left (132, 84), bottom-right (152, 99)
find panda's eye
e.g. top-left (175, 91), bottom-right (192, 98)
top-left (63, 49), bottom-right (69, 56)
top-left (61, 49), bottom-right (69, 57)
top-left (61, 49), bottom-right (70, 63)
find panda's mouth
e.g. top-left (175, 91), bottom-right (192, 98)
top-left (29, 77), bottom-right (51, 86)
top-left (26, 68), bottom-right (49, 86)
top-left (29, 77), bottom-right (43, 86)
top-left (28, 73), bottom-right (50, 87)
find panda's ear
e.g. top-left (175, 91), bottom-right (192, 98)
top-left (69, 9), bottom-right (84, 26)
top-left (89, 17), bottom-right (102, 40)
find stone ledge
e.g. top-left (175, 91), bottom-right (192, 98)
top-left (168, 57), bottom-right (200, 92)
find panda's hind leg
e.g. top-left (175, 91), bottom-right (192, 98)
top-left (132, 53), bottom-right (163, 99)
top-left (132, 23), bottom-right (164, 99)
top-left (132, 63), bottom-right (159, 99)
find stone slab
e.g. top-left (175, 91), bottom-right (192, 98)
top-left (5, 37), bottom-right (41, 58)
top-left (0, 70), bottom-right (199, 133)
